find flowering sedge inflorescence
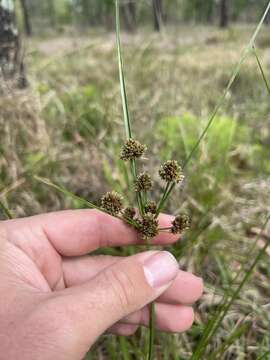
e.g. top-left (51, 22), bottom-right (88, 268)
top-left (100, 138), bottom-right (190, 241)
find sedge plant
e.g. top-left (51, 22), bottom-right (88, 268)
top-left (29, 0), bottom-right (270, 359)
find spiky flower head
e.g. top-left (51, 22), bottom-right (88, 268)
top-left (101, 191), bottom-right (123, 216)
top-left (120, 139), bottom-right (146, 161)
top-left (134, 172), bottom-right (153, 192)
top-left (159, 160), bottom-right (184, 183)
top-left (144, 201), bottom-right (157, 215)
top-left (138, 213), bottom-right (159, 241)
top-left (171, 214), bottom-right (190, 234)
top-left (122, 206), bottom-right (136, 221)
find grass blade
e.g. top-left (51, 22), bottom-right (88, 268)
top-left (208, 320), bottom-right (250, 360)
top-left (257, 351), bottom-right (270, 360)
top-left (34, 176), bottom-right (101, 210)
top-left (115, 0), bottom-right (144, 215)
top-left (253, 47), bottom-right (270, 95)
top-left (147, 303), bottom-right (155, 360)
top-left (115, 0), bottom-right (132, 140)
top-left (184, 1), bottom-right (270, 169)
top-left (191, 214), bottom-right (270, 359)
top-left (156, 1), bottom-right (270, 216)
top-left (0, 199), bottom-right (13, 219)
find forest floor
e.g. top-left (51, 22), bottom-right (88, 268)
top-left (0, 25), bottom-right (270, 359)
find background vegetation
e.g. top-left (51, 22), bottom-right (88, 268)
top-left (0, 0), bottom-right (270, 359)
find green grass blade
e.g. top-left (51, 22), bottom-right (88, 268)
top-left (119, 336), bottom-right (131, 360)
top-left (183, 1), bottom-right (270, 169)
top-left (0, 199), bottom-right (13, 219)
top-left (208, 321), bottom-right (250, 360)
top-left (147, 303), bottom-right (155, 360)
top-left (253, 47), bottom-right (270, 95)
top-left (191, 214), bottom-right (270, 359)
top-left (257, 351), bottom-right (270, 360)
top-left (115, 0), bottom-right (132, 140)
top-left (156, 1), bottom-right (270, 216)
top-left (115, 0), bottom-right (144, 215)
top-left (34, 176), bottom-right (101, 210)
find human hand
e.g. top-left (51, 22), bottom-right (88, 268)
top-left (0, 210), bottom-right (203, 360)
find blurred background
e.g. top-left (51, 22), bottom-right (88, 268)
top-left (0, 0), bottom-right (270, 359)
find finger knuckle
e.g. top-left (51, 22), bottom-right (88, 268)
top-left (104, 267), bottom-right (136, 312)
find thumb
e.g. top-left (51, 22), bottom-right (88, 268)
top-left (61, 251), bottom-right (178, 347)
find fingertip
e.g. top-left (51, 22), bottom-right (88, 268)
top-left (156, 304), bottom-right (195, 333)
top-left (160, 271), bottom-right (204, 305)
top-left (178, 306), bottom-right (195, 332)
top-left (167, 306), bottom-right (194, 333)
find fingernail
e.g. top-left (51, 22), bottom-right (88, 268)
top-left (143, 251), bottom-right (179, 288)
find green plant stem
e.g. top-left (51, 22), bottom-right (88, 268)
top-left (191, 214), bottom-right (270, 359)
top-left (34, 176), bottom-right (139, 229)
top-left (257, 351), bottom-right (270, 360)
top-left (253, 46), bottom-right (270, 95)
top-left (156, 182), bottom-right (171, 216)
top-left (208, 321), bottom-right (250, 360)
top-left (115, 0), bottom-right (144, 216)
top-left (155, 1), bottom-right (270, 217)
top-left (0, 199), bottom-right (13, 219)
top-left (184, 1), bottom-right (270, 169)
top-left (147, 302), bottom-right (155, 360)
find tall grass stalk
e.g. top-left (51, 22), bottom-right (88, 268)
top-left (156, 1), bottom-right (270, 216)
top-left (208, 320), bottom-right (250, 360)
top-left (34, 176), bottom-right (101, 210)
top-left (115, 1), bottom-right (155, 359)
top-left (34, 176), bottom-right (139, 228)
top-left (257, 351), bottom-right (270, 360)
top-left (191, 214), bottom-right (270, 359)
top-left (115, 0), bottom-right (144, 216)
top-left (253, 47), bottom-right (270, 94)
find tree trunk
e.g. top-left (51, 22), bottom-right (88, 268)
top-left (123, 2), bottom-right (136, 32)
top-left (81, 0), bottom-right (92, 25)
top-left (152, 0), bottom-right (163, 32)
top-left (20, 0), bottom-right (32, 36)
top-left (47, 0), bottom-right (56, 28)
top-left (220, 0), bottom-right (228, 28)
top-left (206, 0), bottom-right (214, 24)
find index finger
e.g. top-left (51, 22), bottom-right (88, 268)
top-left (4, 209), bottom-right (180, 256)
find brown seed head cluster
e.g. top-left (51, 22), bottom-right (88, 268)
top-left (122, 206), bottom-right (136, 221)
top-left (171, 214), bottom-right (190, 234)
top-left (120, 139), bottom-right (146, 161)
top-left (134, 172), bottom-right (153, 192)
top-left (101, 191), bottom-right (123, 216)
top-left (144, 201), bottom-right (157, 214)
top-left (159, 160), bottom-right (184, 183)
top-left (138, 213), bottom-right (159, 241)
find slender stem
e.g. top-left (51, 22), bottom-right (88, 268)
top-left (155, 3), bottom-right (270, 217)
top-left (0, 200), bottom-right (13, 219)
top-left (34, 176), bottom-right (140, 229)
top-left (147, 303), bottom-right (155, 360)
top-left (34, 176), bottom-right (101, 210)
top-left (253, 46), bottom-right (270, 95)
top-left (156, 182), bottom-right (171, 216)
top-left (115, 0), bottom-right (144, 216)
top-left (257, 351), bottom-right (270, 360)
top-left (191, 214), bottom-right (270, 359)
